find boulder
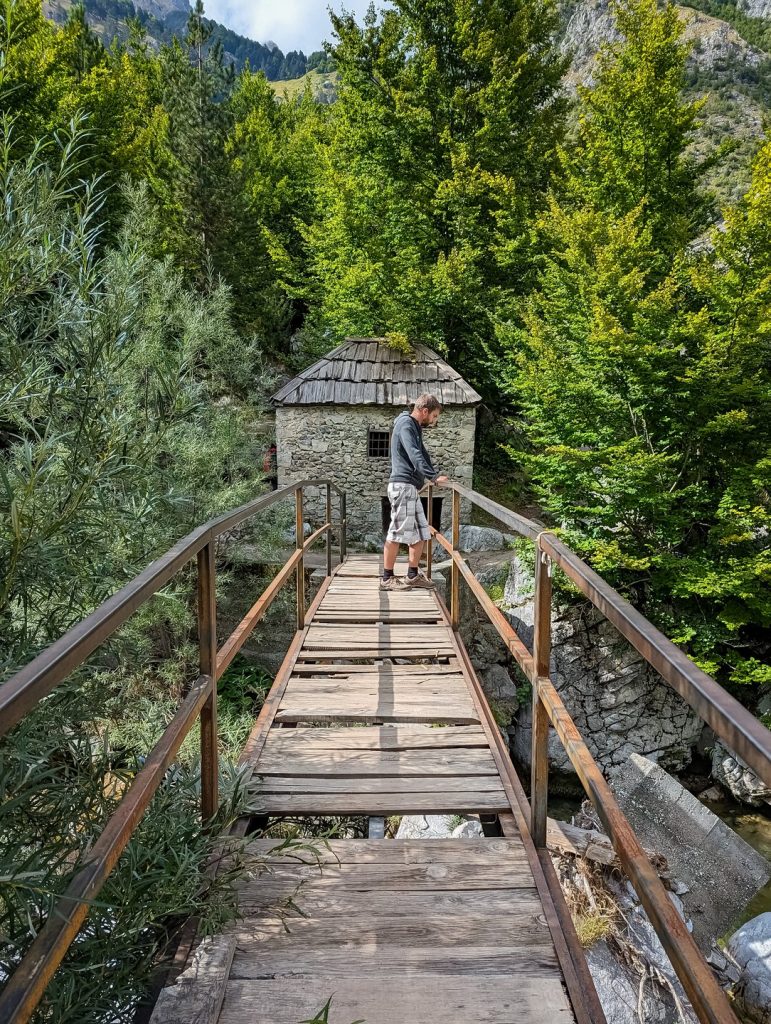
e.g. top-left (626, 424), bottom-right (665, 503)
top-left (457, 525), bottom-right (514, 552)
top-left (584, 883), bottom-right (698, 1024)
top-left (282, 521), bottom-right (312, 544)
top-left (728, 913), bottom-right (771, 1023)
top-left (480, 663), bottom-right (520, 707)
top-left (614, 755), bottom-right (771, 950)
top-left (395, 815), bottom-right (482, 839)
top-left (451, 818), bottom-right (484, 838)
top-left (587, 937), bottom-right (688, 1024)
top-left (396, 815), bottom-right (456, 839)
top-left (712, 741), bottom-right (771, 807)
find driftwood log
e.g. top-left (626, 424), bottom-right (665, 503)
top-left (546, 817), bottom-right (665, 870)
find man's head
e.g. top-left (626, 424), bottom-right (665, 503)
top-left (411, 393), bottom-right (442, 428)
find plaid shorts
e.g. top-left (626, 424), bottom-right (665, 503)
top-left (386, 483), bottom-right (431, 545)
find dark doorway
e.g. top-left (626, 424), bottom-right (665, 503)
top-left (381, 495), bottom-right (444, 535)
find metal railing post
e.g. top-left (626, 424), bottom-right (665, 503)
top-left (531, 542), bottom-right (552, 847)
top-left (295, 486), bottom-right (305, 630)
top-left (340, 491), bottom-right (347, 562)
top-left (426, 482), bottom-right (433, 579)
top-left (450, 488), bottom-right (460, 629)
top-left (325, 483), bottom-right (333, 578)
top-left (197, 541), bottom-right (218, 822)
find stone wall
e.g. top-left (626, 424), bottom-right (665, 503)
top-left (275, 404), bottom-right (475, 537)
top-left (460, 554), bottom-right (704, 777)
top-left (503, 554), bottom-right (704, 775)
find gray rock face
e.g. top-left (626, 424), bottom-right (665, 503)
top-left (457, 524), bottom-right (515, 552)
top-left (712, 741), bottom-right (771, 807)
top-left (480, 663), bottom-right (520, 708)
top-left (502, 555), bottom-right (703, 775)
top-left (561, 0), bottom-right (763, 88)
top-left (728, 913), bottom-right (771, 1023)
top-left (614, 755), bottom-right (771, 950)
top-left (738, 0), bottom-right (771, 19)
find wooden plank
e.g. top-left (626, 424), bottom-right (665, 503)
top-left (246, 838), bottom-right (524, 863)
top-left (253, 776), bottom-right (506, 793)
top-left (301, 644), bottom-right (456, 653)
top-left (300, 623), bottom-right (445, 632)
top-left (230, 944), bottom-right (560, 979)
top-left (254, 749), bottom-right (496, 776)
top-left (283, 675), bottom-right (469, 687)
top-left (314, 611), bottom-right (440, 617)
top-left (149, 935), bottom-right (236, 1024)
top-left (320, 590), bottom-right (435, 596)
top-left (278, 693), bottom-right (472, 708)
top-left (238, 857), bottom-right (536, 891)
top-left (316, 608), bottom-right (439, 614)
top-left (300, 638), bottom-right (455, 647)
top-left (314, 613), bottom-right (442, 620)
top-left (220, 976), bottom-right (575, 1024)
top-left (315, 603), bottom-right (439, 610)
top-left (274, 706), bottom-right (480, 725)
top-left (295, 651), bottom-right (456, 660)
top-left (276, 694), bottom-right (476, 709)
top-left (314, 608), bottom-right (441, 615)
top-left (279, 693), bottom-right (472, 708)
top-left (303, 634), bottom-right (455, 645)
top-left (288, 663), bottom-right (460, 674)
top-left (236, 888), bottom-right (541, 918)
top-left (260, 726), bottom-right (488, 751)
top-left (247, 792), bottom-right (510, 814)
top-left (282, 679), bottom-right (469, 695)
top-left (232, 913), bottom-right (553, 952)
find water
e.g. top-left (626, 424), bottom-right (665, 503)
top-left (707, 799), bottom-right (771, 929)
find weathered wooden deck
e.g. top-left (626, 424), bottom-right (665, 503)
top-left (153, 554), bottom-right (581, 1024)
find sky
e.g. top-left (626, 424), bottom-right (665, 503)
top-left (205, 0), bottom-right (377, 56)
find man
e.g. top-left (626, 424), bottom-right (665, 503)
top-left (381, 393), bottom-right (450, 591)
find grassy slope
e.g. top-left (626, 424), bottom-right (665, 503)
top-left (270, 70), bottom-right (339, 104)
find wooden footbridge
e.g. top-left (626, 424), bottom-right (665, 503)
top-left (2, 481), bottom-right (770, 1024)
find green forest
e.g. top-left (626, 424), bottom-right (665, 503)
top-left (0, 0), bottom-right (769, 1017)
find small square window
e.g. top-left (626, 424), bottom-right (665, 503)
top-left (368, 430), bottom-right (390, 458)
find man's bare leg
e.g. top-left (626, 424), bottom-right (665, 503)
top-left (383, 540), bottom-right (401, 572)
top-left (407, 540), bottom-right (424, 568)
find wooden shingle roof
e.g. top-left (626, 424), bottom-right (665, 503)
top-left (270, 338), bottom-right (481, 407)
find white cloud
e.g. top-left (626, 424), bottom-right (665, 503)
top-left (205, 0), bottom-right (376, 56)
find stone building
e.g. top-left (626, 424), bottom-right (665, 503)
top-left (271, 337), bottom-right (481, 538)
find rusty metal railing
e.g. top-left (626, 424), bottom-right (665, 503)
top-left (427, 480), bottom-right (771, 1024)
top-left (0, 479), bottom-right (345, 1024)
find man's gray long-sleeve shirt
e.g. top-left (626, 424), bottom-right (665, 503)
top-left (389, 411), bottom-right (438, 489)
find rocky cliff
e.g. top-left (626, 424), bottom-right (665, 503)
top-left (559, 0), bottom-right (769, 202)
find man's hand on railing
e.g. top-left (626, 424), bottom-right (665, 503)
top-left (434, 474), bottom-right (450, 485)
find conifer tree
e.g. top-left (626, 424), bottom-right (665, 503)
top-left (155, 0), bottom-right (235, 284)
top-left (226, 71), bottom-right (325, 347)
